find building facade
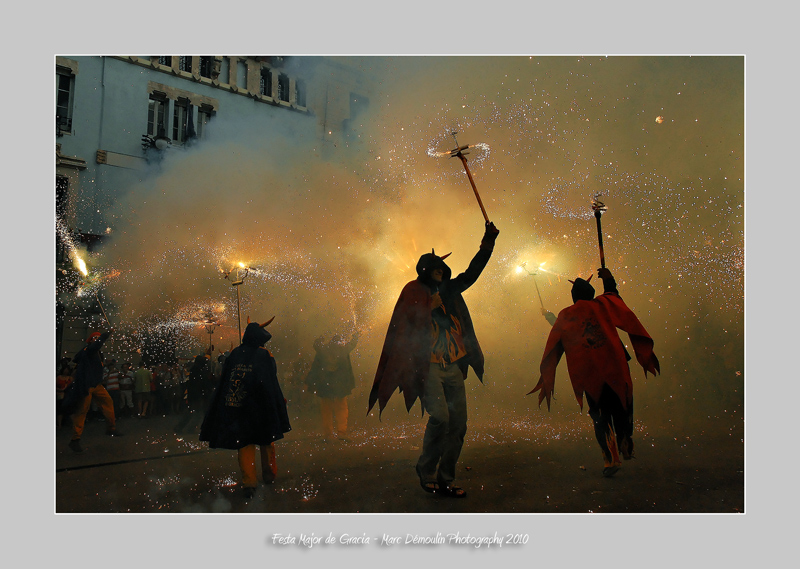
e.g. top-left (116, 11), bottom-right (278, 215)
top-left (55, 55), bottom-right (375, 362)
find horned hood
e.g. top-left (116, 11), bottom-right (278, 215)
top-left (416, 250), bottom-right (452, 288)
top-left (571, 276), bottom-right (595, 303)
top-left (241, 323), bottom-right (272, 347)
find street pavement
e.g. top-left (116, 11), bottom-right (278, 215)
top-left (55, 408), bottom-right (744, 514)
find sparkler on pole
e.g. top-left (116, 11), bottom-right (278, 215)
top-left (95, 291), bottom-right (111, 326)
top-left (518, 262), bottom-right (545, 310)
top-left (199, 313), bottom-right (221, 354)
top-left (449, 132), bottom-right (490, 223)
top-left (73, 249), bottom-right (114, 329)
top-left (591, 194), bottom-right (608, 269)
top-left (224, 264), bottom-right (250, 343)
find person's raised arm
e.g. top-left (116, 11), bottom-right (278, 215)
top-left (449, 221), bottom-right (499, 293)
top-left (598, 267), bottom-right (619, 295)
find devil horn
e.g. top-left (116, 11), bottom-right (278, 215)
top-left (261, 316), bottom-right (275, 328)
top-left (586, 275), bottom-right (593, 283)
top-left (246, 315), bottom-right (251, 324)
top-left (440, 252), bottom-right (451, 260)
top-left (568, 279), bottom-right (575, 284)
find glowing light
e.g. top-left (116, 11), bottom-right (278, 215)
top-left (76, 257), bottom-right (88, 276)
top-left (655, 115), bottom-right (664, 124)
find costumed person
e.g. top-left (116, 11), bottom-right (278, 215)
top-left (200, 317), bottom-right (291, 499)
top-left (368, 221), bottom-right (499, 498)
top-left (174, 349), bottom-right (215, 434)
top-left (529, 267), bottom-right (660, 477)
top-left (305, 331), bottom-right (359, 441)
top-left (62, 329), bottom-right (123, 452)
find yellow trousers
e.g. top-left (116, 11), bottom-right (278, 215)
top-left (71, 385), bottom-right (116, 440)
top-left (319, 397), bottom-right (348, 436)
top-left (237, 443), bottom-right (277, 488)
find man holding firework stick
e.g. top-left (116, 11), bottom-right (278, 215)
top-left (63, 328), bottom-right (123, 452)
top-left (368, 221), bottom-right (499, 498)
top-left (530, 198), bottom-right (660, 477)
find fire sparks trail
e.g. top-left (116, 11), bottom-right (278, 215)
top-left (427, 142), bottom-right (491, 160)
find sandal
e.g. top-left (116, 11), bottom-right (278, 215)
top-left (420, 480), bottom-right (439, 494)
top-left (439, 485), bottom-right (467, 498)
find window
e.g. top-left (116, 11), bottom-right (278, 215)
top-left (296, 79), bottom-right (307, 107)
top-left (197, 104), bottom-right (215, 138)
top-left (147, 93), bottom-right (168, 137)
top-left (56, 67), bottom-right (74, 135)
top-left (237, 60), bottom-right (248, 89)
top-left (172, 98), bottom-right (190, 143)
top-left (199, 57), bottom-right (214, 79)
top-left (278, 73), bottom-right (290, 102)
top-left (220, 57), bottom-right (230, 84)
top-left (179, 56), bottom-right (193, 73)
top-left (158, 56), bottom-right (172, 67)
top-left (260, 68), bottom-right (273, 97)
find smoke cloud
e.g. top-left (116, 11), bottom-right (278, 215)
top-left (95, 56), bottom-right (742, 430)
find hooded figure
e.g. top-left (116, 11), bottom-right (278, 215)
top-left (368, 244), bottom-right (493, 416)
top-left (200, 318), bottom-right (291, 497)
top-left (306, 333), bottom-right (358, 400)
top-left (306, 332), bottom-right (359, 440)
top-left (530, 267), bottom-right (660, 477)
top-left (368, 221), bottom-right (499, 498)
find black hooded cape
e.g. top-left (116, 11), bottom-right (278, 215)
top-left (305, 335), bottom-right (358, 399)
top-left (199, 324), bottom-right (291, 449)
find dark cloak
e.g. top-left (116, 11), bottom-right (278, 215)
top-left (368, 244), bottom-right (494, 416)
top-left (305, 335), bottom-right (358, 399)
top-left (199, 324), bottom-right (291, 449)
top-left (186, 354), bottom-right (215, 404)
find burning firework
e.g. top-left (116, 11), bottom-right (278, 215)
top-left (429, 133), bottom-right (492, 223)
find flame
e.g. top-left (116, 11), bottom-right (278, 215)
top-left (75, 257), bottom-right (88, 276)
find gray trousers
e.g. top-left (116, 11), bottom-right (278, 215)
top-left (415, 362), bottom-right (468, 486)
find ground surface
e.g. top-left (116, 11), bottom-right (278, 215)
top-left (55, 407), bottom-right (744, 514)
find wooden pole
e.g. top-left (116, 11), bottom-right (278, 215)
top-left (456, 151), bottom-right (489, 223)
top-left (594, 209), bottom-right (606, 269)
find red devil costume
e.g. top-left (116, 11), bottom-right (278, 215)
top-left (368, 221), bottom-right (499, 497)
top-left (200, 317), bottom-right (291, 497)
top-left (530, 268), bottom-right (659, 477)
